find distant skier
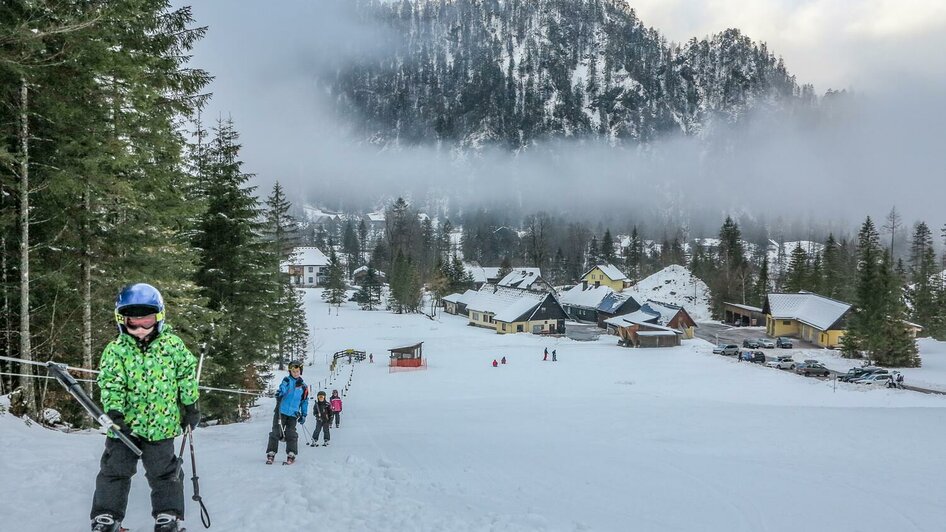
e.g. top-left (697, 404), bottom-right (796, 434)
top-left (543, 348), bottom-right (548, 361)
top-left (369, 353), bottom-right (374, 363)
top-left (552, 349), bottom-right (557, 362)
top-left (89, 283), bottom-right (199, 532)
top-left (330, 389), bottom-right (343, 428)
top-left (501, 356), bottom-right (506, 364)
top-left (897, 373), bottom-right (905, 389)
top-left (310, 391), bottom-right (333, 446)
top-left (267, 360), bottom-right (309, 465)
top-left (492, 359), bottom-right (499, 367)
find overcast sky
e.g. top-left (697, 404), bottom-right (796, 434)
top-left (177, 0), bottom-right (946, 237)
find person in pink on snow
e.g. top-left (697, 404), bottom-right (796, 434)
top-left (330, 389), bottom-right (343, 428)
top-left (492, 359), bottom-right (498, 367)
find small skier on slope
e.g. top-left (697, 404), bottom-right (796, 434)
top-left (310, 391), bottom-right (333, 446)
top-left (266, 361), bottom-right (309, 465)
top-left (330, 389), bottom-right (343, 428)
top-left (89, 283), bottom-right (199, 532)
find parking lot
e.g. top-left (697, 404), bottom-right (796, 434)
top-left (695, 321), bottom-right (946, 394)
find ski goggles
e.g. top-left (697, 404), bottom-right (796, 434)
top-left (124, 315), bottom-right (158, 331)
top-left (115, 309), bottom-right (165, 327)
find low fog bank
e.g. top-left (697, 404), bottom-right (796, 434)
top-left (183, 0), bottom-right (946, 240)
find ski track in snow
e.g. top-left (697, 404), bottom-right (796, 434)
top-left (4, 288), bottom-right (946, 531)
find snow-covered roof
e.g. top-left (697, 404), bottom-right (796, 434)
top-left (724, 302), bottom-right (763, 313)
top-left (464, 264), bottom-right (501, 284)
top-left (466, 285), bottom-right (547, 322)
top-left (443, 289), bottom-right (476, 305)
top-left (559, 284), bottom-right (614, 310)
top-left (302, 206), bottom-right (342, 223)
top-left (636, 330), bottom-right (680, 337)
top-left (596, 292), bottom-right (639, 314)
top-left (765, 292), bottom-right (851, 331)
top-left (606, 307), bottom-right (660, 327)
top-left (284, 247), bottom-right (329, 267)
top-left (497, 269), bottom-right (543, 289)
top-left (624, 265), bottom-right (712, 321)
top-left (582, 263), bottom-right (627, 282)
top-left (366, 211), bottom-right (385, 222)
top-left (644, 301), bottom-right (685, 328)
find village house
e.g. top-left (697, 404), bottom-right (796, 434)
top-left (595, 291), bottom-right (643, 329)
top-left (604, 301), bottom-right (698, 347)
top-left (442, 289), bottom-right (476, 316)
top-left (762, 291), bottom-right (852, 348)
top-left (721, 302), bottom-right (766, 327)
top-left (281, 246), bottom-right (329, 287)
top-left (463, 285), bottom-right (567, 335)
top-left (580, 264), bottom-right (629, 292)
top-left (496, 268), bottom-right (553, 292)
top-left (559, 284), bottom-right (616, 322)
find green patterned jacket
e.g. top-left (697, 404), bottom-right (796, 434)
top-left (98, 327), bottom-right (199, 441)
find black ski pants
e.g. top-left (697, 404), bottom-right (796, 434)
top-left (312, 418), bottom-right (331, 442)
top-left (90, 436), bottom-right (183, 521)
top-left (267, 413), bottom-right (299, 455)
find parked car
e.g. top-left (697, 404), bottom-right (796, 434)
top-left (795, 363), bottom-right (831, 377)
top-left (747, 351), bottom-right (766, 364)
top-left (840, 367), bottom-right (884, 382)
top-left (742, 338), bottom-right (762, 348)
top-left (765, 355), bottom-right (795, 370)
top-left (758, 338), bottom-right (775, 348)
top-left (802, 359), bottom-right (820, 366)
top-left (854, 373), bottom-right (893, 385)
top-left (775, 337), bottom-right (794, 348)
top-left (718, 344), bottom-right (740, 356)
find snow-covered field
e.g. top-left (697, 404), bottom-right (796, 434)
top-left (3, 289), bottom-right (946, 531)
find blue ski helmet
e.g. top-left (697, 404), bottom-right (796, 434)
top-left (114, 283), bottom-right (166, 333)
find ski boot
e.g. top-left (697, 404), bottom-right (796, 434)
top-left (91, 514), bottom-right (121, 532)
top-left (154, 513), bottom-right (183, 532)
top-left (322, 441), bottom-right (330, 447)
top-left (283, 452), bottom-right (296, 465)
top-left (266, 452), bottom-right (275, 465)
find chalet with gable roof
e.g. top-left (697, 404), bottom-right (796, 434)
top-left (281, 247), bottom-right (329, 287)
top-left (603, 301), bottom-right (698, 347)
top-left (559, 284), bottom-right (615, 322)
top-left (763, 292), bottom-right (851, 348)
top-left (463, 285), bottom-right (566, 335)
top-left (581, 264), bottom-right (629, 292)
top-left (496, 268), bottom-right (553, 292)
top-left (595, 292), bottom-right (643, 329)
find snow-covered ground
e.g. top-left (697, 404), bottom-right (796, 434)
top-left (3, 289), bottom-right (946, 531)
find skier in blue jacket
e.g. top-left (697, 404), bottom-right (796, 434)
top-left (266, 361), bottom-right (309, 464)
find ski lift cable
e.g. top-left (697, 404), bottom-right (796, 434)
top-left (0, 355), bottom-right (266, 397)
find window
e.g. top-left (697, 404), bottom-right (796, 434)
top-left (783, 320), bottom-right (791, 326)
top-left (517, 325), bottom-right (523, 332)
top-left (308, 277), bottom-right (313, 284)
top-left (308, 266), bottom-right (314, 273)
top-left (502, 323), bottom-right (507, 331)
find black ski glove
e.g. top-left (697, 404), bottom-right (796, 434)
top-left (180, 402), bottom-right (200, 430)
top-left (106, 410), bottom-right (134, 439)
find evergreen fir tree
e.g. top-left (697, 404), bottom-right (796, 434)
top-left (841, 217), bottom-right (884, 359)
top-left (497, 256), bottom-right (513, 280)
top-left (354, 264), bottom-right (383, 311)
top-left (600, 229), bottom-right (616, 264)
top-left (342, 219), bottom-right (361, 277)
top-left (322, 247), bottom-right (347, 307)
top-left (783, 244), bottom-right (808, 292)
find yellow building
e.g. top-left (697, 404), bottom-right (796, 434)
top-left (762, 292), bottom-right (852, 348)
top-left (580, 264), bottom-right (628, 292)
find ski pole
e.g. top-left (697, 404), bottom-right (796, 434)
top-left (46, 361), bottom-right (142, 456)
top-left (298, 418), bottom-right (313, 446)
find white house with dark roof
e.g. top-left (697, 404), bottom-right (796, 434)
top-left (559, 284), bottom-right (615, 322)
top-left (762, 291), bottom-right (852, 348)
top-left (463, 285), bottom-right (567, 334)
top-left (496, 268), bottom-right (551, 291)
top-left (281, 247), bottom-right (330, 287)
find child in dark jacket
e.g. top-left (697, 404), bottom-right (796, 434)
top-left (310, 391), bottom-right (333, 446)
top-left (266, 361), bottom-right (309, 464)
top-left (330, 390), bottom-right (343, 428)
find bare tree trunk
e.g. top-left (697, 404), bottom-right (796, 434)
top-left (18, 78), bottom-right (37, 415)
top-left (1, 233), bottom-right (9, 396)
top-left (82, 184), bottom-right (93, 394)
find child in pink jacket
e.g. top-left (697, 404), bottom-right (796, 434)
top-left (330, 389), bottom-right (343, 428)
